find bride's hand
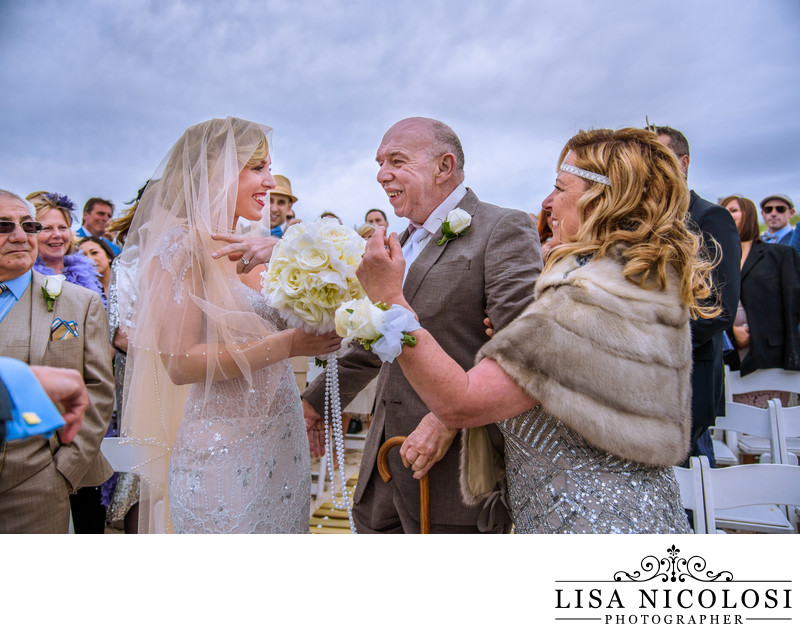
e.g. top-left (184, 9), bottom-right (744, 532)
top-left (289, 329), bottom-right (342, 358)
top-left (400, 413), bottom-right (458, 480)
top-left (357, 227), bottom-right (407, 307)
top-left (211, 233), bottom-right (278, 274)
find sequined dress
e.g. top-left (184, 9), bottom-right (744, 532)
top-left (167, 286), bottom-right (310, 534)
top-left (499, 407), bottom-right (691, 534)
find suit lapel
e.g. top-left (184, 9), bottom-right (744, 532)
top-left (740, 242), bottom-right (763, 281)
top-left (29, 271), bottom-right (53, 366)
top-left (402, 189), bottom-right (478, 303)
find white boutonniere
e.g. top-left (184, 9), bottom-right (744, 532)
top-left (437, 208), bottom-right (471, 246)
top-left (42, 274), bottom-right (66, 312)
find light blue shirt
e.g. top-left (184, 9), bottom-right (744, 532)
top-left (761, 224), bottom-right (793, 244)
top-left (75, 226), bottom-right (122, 255)
top-left (0, 357), bottom-right (65, 441)
top-left (0, 270), bottom-right (32, 323)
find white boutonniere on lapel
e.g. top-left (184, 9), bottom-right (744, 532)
top-left (42, 274), bottom-right (66, 312)
top-left (437, 208), bottom-right (471, 246)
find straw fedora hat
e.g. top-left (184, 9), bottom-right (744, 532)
top-left (272, 175), bottom-right (298, 203)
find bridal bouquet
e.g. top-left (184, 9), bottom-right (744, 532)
top-left (261, 218), bottom-right (366, 533)
top-left (335, 298), bottom-right (419, 363)
top-left (261, 218), bottom-right (366, 333)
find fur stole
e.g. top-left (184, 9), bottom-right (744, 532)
top-left (478, 248), bottom-right (692, 469)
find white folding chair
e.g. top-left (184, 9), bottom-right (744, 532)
top-left (773, 399), bottom-right (800, 462)
top-left (711, 400), bottom-right (782, 465)
top-left (100, 436), bottom-right (137, 472)
top-left (672, 457), bottom-right (707, 533)
top-left (698, 455), bottom-right (800, 534)
top-left (725, 367), bottom-right (800, 400)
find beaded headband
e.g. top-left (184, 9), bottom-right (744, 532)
top-left (559, 158), bottom-right (611, 186)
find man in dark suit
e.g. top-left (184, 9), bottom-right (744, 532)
top-left (303, 117), bottom-right (543, 533)
top-left (650, 126), bottom-right (741, 466)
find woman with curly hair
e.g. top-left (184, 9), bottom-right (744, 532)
top-left (357, 127), bottom-right (718, 533)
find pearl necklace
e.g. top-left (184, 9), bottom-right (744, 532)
top-left (323, 353), bottom-right (357, 533)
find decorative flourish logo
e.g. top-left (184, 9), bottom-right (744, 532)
top-left (554, 545), bottom-right (793, 627)
top-left (613, 544), bottom-right (733, 583)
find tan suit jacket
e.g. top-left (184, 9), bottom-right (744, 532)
top-left (305, 189), bottom-right (542, 531)
top-left (0, 270), bottom-right (114, 533)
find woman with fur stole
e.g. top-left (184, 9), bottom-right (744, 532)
top-left (357, 128), bottom-right (718, 533)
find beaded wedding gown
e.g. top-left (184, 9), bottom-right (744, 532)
top-left (168, 282), bottom-right (310, 534)
top-left (499, 407), bottom-right (691, 534)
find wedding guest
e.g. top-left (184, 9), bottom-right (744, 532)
top-left (102, 189), bottom-right (146, 533)
top-left (320, 211), bottom-right (342, 223)
top-left (760, 194), bottom-right (795, 245)
top-left (269, 175), bottom-right (297, 238)
top-left (26, 192), bottom-right (110, 532)
top-left (365, 208), bottom-right (389, 229)
top-left (77, 198), bottom-right (120, 256)
top-left (721, 195), bottom-right (800, 405)
top-left (303, 117), bottom-right (542, 533)
top-left (118, 117), bottom-right (341, 533)
top-left (357, 127), bottom-right (719, 533)
top-left (357, 223), bottom-right (377, 240)
top-left (0, 189), bottom-right (113, 533)
top-left (650, 125), bottom-right (740, 468)
top-left (78, 236), bottom-right (115, 297)
top-left (26, 193), bottom-right (104, 301)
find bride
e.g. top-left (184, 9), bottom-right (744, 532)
top-left (118, 117), bottom-right (340, 533)
top-left (357, 128), bottom-right (718, 533)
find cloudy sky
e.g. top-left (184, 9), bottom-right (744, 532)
top-left (1, 0), bottom-right (798, 233)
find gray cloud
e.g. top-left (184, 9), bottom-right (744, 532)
top-left (1, 0), bottom-right (798, 231)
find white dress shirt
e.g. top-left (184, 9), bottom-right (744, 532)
top-left (402, 183), bottom-right (467, 284)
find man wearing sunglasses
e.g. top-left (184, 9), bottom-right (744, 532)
top-left (0, 189), bottom-right (113, 533)
top-left (760, 194), bottom-right (795, 245)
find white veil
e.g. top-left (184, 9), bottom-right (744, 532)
top-left (118, 117), bottom-right (290, 532)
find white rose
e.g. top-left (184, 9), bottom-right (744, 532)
top-left (335, 298), bottom-right (384, 340)
top-left (43, 274), bottom-right (66, 297)
top-left (447, 208), bottom-right (471, 234)
top-left (277, 263), bottom-right (310, 297)
top-left (292, 297), bottom-right (328, 330)
top-left (295, 244), bottom-right (331, 272)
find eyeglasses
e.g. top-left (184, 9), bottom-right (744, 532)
top-left (763, 205), bottom-right (789, 214)
top-left (0, 220), bottom-right (44, 234)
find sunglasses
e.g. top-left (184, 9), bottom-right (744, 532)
top-left (0, 220), bottom-right (44, 234)
top-left (763, 205), bottom-right (789, 214)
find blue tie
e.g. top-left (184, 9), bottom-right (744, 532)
top-left (270, 226), bottom-right (282, 238)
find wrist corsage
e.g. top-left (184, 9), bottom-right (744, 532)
top-left (42, 274), bottom-right (66, 312)
top-left (335, 298), bottom-right (420, 363)
top-left (437, 208), bottom-right (471, 246)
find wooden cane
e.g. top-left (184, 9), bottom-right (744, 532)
top-left (377, 436), bottom-right (431, 534)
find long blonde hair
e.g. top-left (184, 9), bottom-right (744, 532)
top-left (549, 127), bottom-right (718, 319)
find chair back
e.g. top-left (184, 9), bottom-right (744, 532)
top-left (713, 400), bottom-right (782, 463)
top-left (725, 367), bottom-right (800, 399)
top-left (100, 437), bottom-right (137, 472)
top-left (698, 456), bottom-right (800, 534)
top-left (773, 400), bottom-right (800, 460)
top-left (672, 457), bottom-right (706, 533)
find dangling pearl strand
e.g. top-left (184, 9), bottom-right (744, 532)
top-left (323, 352), bottom-right (357, 533)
